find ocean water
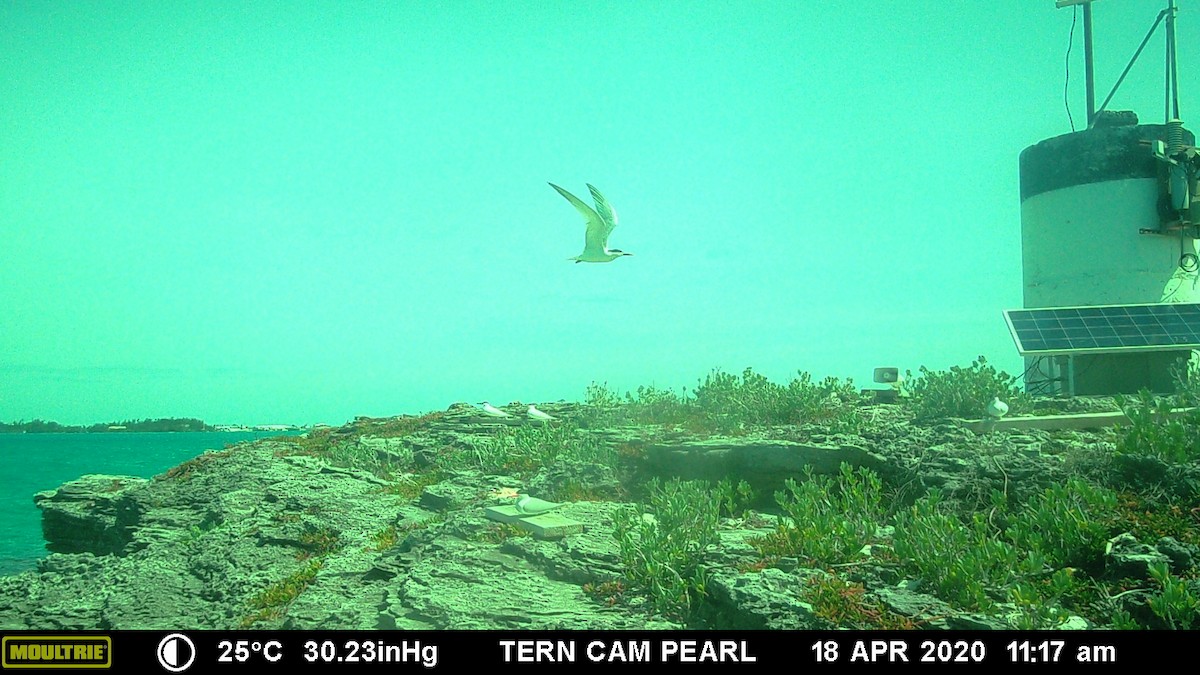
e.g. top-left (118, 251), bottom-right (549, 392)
top-left (0, 431), bottom-right (291, 575)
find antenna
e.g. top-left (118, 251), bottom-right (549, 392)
top-left (1056, 1), bottom-right (1099, 125)
top-left (1058, 1), bottom-right (1183, 128)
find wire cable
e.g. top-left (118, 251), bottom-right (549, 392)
top-left (1065, 5), bottom-right (1078, 131)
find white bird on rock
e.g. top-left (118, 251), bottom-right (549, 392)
top-left (549, 182), bottom-right (632, 263)
top-left (527, 404), bottom-right (556, 421)
top-left (986, 397), bottom-right (1009, 419)
top-left (515, 493), bottom-right (564, 515)
top-left (478, 402), bottom-right (512, 418)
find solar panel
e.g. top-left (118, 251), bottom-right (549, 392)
top-left (1004, 302), bottom-right (1200, 355)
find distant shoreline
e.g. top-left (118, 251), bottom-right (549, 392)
top-left (0, 429), bottom-right (300, 434)
top-left (0, 419), bottom-right (305, 434)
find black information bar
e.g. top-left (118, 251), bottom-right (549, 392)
top-left (0, 630), bottom-right (1170, 670)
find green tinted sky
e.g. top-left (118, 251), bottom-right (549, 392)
top-left (2, 1), bottom-right (1197, 425)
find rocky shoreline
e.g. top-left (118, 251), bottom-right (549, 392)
top-left (1, 399), bottom-right (1195, 630)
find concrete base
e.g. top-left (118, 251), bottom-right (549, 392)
top-left (483, 505), bottom-right (584, 539)
top-left (514, 513), bottom-right (585, 539)
top-left (965, 406), bottom-right (1196, 433)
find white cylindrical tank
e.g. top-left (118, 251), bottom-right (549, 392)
top-left (1020, 122), bottom-right (1198, 306)
top-left (1018, 120), bottom-right (1199, 394)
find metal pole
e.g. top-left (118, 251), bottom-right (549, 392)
top-left (1166, 0), bottom-right (1173, 123)
top-left (1166, 0), bottom-right (1179, 120)
top-left (1084, 2), bottom-right (1096, 125)
top-left (1091, 9), bottom-right (1169, 127)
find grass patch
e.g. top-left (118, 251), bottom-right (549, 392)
top-left (369, 520), bottom-right (437, 552)
top-left (1112, 491), bottom-right (1200, 547)
top-left (553, 478), bottom-right (613, 503)
top-left (893, 479), bottom-right (1131, 625)
top-left (376, 470), bottom-right (444, 500)
top-left (1114, 390), bottom-right (1200, 464)
top-left (802, 574), bottom-right (916, 629)
top-left (582, 580), bottom-right (628, 608)
top-left (272, 427), bottom-right (334, 457)
top-left (159, 449), bottom-right (234, 482)
top-left (1147, 561), bottom-right (1200, 629)
top-left (470, 422), bottom-right (615, 476)
top-left (614, 478), bottom-right (720, 620)
top-left (360, 411), bottom-right (445, 438)
top-left (749, 464), bottom-right (886, 566)
top-left (240, 559), bottom-right (323, 627)
top-left (904, 355), bottom-right (1031, 421)
top-left (1003, 478), bottom-right (1117, 573)
top-left (473, 522), bottom-right (531, 544)
top-left (271, 412), bottom-right (442, 469)
top-left (893, 490), bottom-right (1021, 611)
top-left (371, 525), bottom-right (399, 551)
top-left (296, 525), bottom-right (341, 561)
top-left (583, 367), bottom-right (863, 435)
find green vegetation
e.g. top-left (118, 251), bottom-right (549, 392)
top-left (713, 478), bottom-right (756, 518)
top-left (371, 524), bottom-right (401, 551)
top-left (273, 413), bottom-right (444, 481)
top-left (1004, 479), bottom-right (1117, 572)
top-left (352, 412), bottom-right (446, 438)
top-left (582, 579), bottom-right (628, 607)
top-left (603, 462), bottom-right (1155, 629)
top-left (237, 523), bottom-right (343, 626)
top-left (750, 464), bottom-right (886, 566)
top-left (369, 520), bottom-right (437, 552)
top-left (274, 410), bottom-right (613, 486)
top-left (802, 574), bottom-right (916, 629)
top-left (599, 442), bottom-right (1192, 630)
top-left (1114, 390), bottom-right (1200, 464)
top-left (0, 417), bottom-right (213, 433)
top-left (892, 477), bottom-right (1120, 622)
top-left (552, 478), bottom-right (613, 503)
top-left (1169, 355), bottom-right (1200, 406)
top-left (614, 478), bottom-right (719, 620)
top-left (894, 492), bottom-right (1020, 610)
top-left (1147, 561), bottom-right (1199, 629)
top-left (904, 355), bottom-right (1031, 420)
top-left (1111, 491), bottom-right (1200, 547)
top-left (466, 422), bottom-right (614, 476)
top-left (159, 449), bottom-right (233, 482)
top-left (238, 356), bottom-right (1200, 629)
top-left (273, 427), bottom-right (336, 456)
top-left (278, 412), bottom-right (445, 476)
top-left (326, 440), bottom-right (417, 480)
top-left (377, 471), bottom-right (444, 500)
top-left (584, 367), bottom-right (862, 434)
top-left (1006, 568), bottom-right (1078, 630)
top-left (240, 559), bottom-right (323, 628)
top-left (473, 522), bottom-right (531, 544)
top-left (296, 525), bottom-right (342, 561)
top-left (181, 519), bottom-right (225, 548)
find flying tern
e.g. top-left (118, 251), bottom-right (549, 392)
top-left (549, 182), bottom-right (632, 263)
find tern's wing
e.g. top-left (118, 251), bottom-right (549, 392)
top-left (550, 182), bottom-right (608, 254)
top-left (586, 184), bottom-right (618, 240)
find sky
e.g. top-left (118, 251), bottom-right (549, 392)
top-left (3, 1), bottom-right (1199, 426)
